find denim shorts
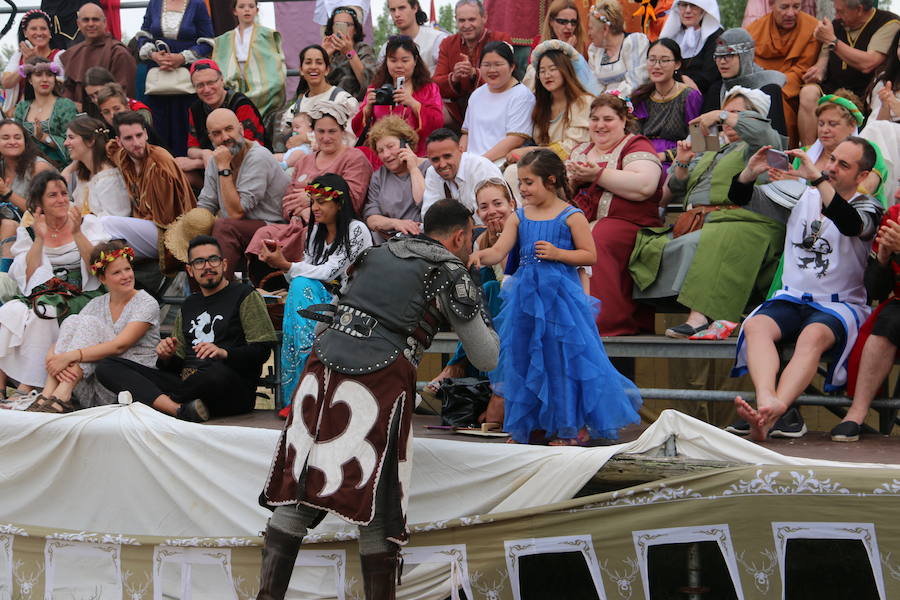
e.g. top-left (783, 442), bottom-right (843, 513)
top-left (754, 299), bottom-right (846, 361)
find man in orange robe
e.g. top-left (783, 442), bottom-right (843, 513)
top-left (747, 0), bottom-right (820, 145)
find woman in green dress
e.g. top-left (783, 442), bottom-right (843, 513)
top-left (13, 56), bottom-right (77, 167)
top-left (211, 0), bottom-right (286, 119)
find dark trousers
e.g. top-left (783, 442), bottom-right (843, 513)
top-left (96, 357), bottom-right (256, 417)
top-left (211, 218), bottom-right (267, 281)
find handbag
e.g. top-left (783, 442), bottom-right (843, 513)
top-left (437, 377), bottom-right (491, 428)
top-left (26, 277), bottom-right (83, 320)
top-left (145, 66), bottom-right (194, 95)
top-left (144, 40), bottom-right (195, 95)
top-left (671, 205), bottom-right (738, 238)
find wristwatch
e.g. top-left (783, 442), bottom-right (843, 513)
top-left (825, 39), bottom-right (837, 51)
top-left (809, 171), bottom-right (829, 187)
top-left (217, 168), bottom-right (233, 177)
top-left (718, 110), bottom-right (729, 124)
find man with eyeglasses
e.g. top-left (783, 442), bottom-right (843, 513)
top-left (96, 234), bottom-right (277, 422)
top-left (729, 137), bottom-right (884, 442)
top-left (60, 3), bottom-right (136, 107)
top-left (433, 0), bottom-right (512, 127)
top-left (175, 59), bottom-right (267, 177)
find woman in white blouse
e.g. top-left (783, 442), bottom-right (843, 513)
top-left (587, 0), bottom-right (649, 96)
top-left (258, 173), bottom-right (372, 415)
top-left (64, 116), bottom-right (130, 218)
top-left (461, 41), bottom-right (535, 163)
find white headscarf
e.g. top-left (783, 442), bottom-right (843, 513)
top-left (723, 85), bottom-right (770, 117)
top-left (659, 0), bottom-right (722, 59)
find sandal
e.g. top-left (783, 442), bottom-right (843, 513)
top-left (665, 320), bottom-right (709, 339)
top-left (25, 394), bottom-right (79, 414)
top-left (548, 438), bottom-right (581, 446)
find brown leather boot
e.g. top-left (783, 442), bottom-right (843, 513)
top-left (360, 550), bottom-right (401, 600)
top-left (257, 525), bottom-right (302, 600)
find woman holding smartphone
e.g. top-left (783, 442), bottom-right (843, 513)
top-left (351, 35), bottom-right (442, 162)
top-left (321, 7), bottom-right (376, 100)
top-left (257, 173), bottom-right (372, 413)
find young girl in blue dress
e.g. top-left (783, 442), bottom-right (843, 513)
top-left (470, 148), bottom-right (642, 445)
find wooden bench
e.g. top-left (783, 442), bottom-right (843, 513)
top-left (426, 333), bottom-right (900, 435)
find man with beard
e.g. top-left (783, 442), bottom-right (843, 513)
top-left (96, 235), bottom-right (277, 421)
top-left (105, 111), bottom-right (196, 271)
top-left (257, 199), bottom-right (499, 599)
top-left (195, 108), bottom-right (290, 281)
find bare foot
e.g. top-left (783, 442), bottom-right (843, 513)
top-left (735, 396), bottom-right (765, 441)
top-left (549, 438), bottom-right (580, 446)
top-left (757, 403), bottom-right (785, 440)
top-left (478, 393), bottom-right (505, 424)
top-left (425, 362), bottom-right (466, 393)
top-left (505, 437), bottom-right (519, 444)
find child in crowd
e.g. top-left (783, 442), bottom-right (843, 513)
top-left (469, 148), bottom-right (641, 445)
top-left (275, 111), bottom-right (313, 169)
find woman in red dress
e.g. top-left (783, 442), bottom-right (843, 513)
top-left (568, 93), bottom-right (663, 335)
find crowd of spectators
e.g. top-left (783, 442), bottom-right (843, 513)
top-left (0, 0), bottom-right (897, 444)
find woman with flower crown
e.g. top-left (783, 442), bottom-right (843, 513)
top-left (0, 171), bottom-right (109, 409)
top-left (257, 172), bottom-right (372, 413)
top-left (23, 240), bottom-right (161, 412)
top-left (566, 92), bottom-right (663, 335)
top-left (13, 56), bottom-right (76, 167)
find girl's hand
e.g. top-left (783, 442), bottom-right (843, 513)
top-left (56, 363), bottom-right (82, 383)
top-left (20, 41), bottom-right (36, 60)
top-left (68, 204), bottom-right (83, 234)
top-left (46, 351), bottom-right (74, 377)
top-left (32, 206), bottom-right (47, 239)
top-left (393, 85), bottom-right (417, 110)
top-left (334, 32), bottom-right (354, 55)
top-left (0, 176), bottom-right (12, 198)
top-left (534, 240), bottom-right (560, 261)
top-left (258, 242), bottom-right (292, 271)
top-left (878, 81), bottom-right (894, 105)
top-left (485, 216), bottom-right (505, 237)
top-left (364, 88), bottom-right (377, 118)
top-left (674, 139), bottom-right (695, 164)
top-left (468, 249), bottom-right (484, 268)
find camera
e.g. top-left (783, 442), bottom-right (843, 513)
top-left (374, 84), bottom-right (395, 106)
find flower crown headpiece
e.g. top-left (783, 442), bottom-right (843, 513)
top-left (589, 6), bottom-right (611, 24)
top-left (305, 182), bottom-right (344, 202)
top-left (19, 62), bottom-right (60, 78)
top-left (90, 246), bottom-right (135, 275)
top-left (21, 10), bottom-right (51, 30)
top-left (607, 90), bottom-right (634, 113)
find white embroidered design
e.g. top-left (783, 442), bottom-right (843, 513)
top-left (162, 536), bottom-right (257, 547)
top-left (0, 524), bottom-right (27, 535)
top-left (287, 373), bottom-right (379, 497)
top-left (123, 571), bottom-right (152, 600)
top-left (13, 560), bottom-right (43, 599)
top-left (599, 483), bottom-right (702, 506)
top-left (880, 552), bottom-right (900, 581)
top-left (599, 557), bottom-right (639, 599)
top-left (736, 549), bottom-right (777, 594)
top-left (722, 470), bottom-right (849, 496)
top-left (471, 569), bottom-right (508, 600)
top-left (873, 479), bottom-right (900, 494)
top-left (46, 531), bottom-right (139, 545)
top-left (189, 311), bottom-right (223, 345)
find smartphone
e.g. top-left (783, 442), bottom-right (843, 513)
top-left (689, 123), bottom-right (720, 153)
top-left (23, 40), bottom-right (33, 49)
top-left (399, 138), bottom-right (408, 149)
top-left (396, 76), bottom-right (405, 89)
top-left (263, 239), bottom-right (277, 252)
top-left (766, 148), bottom-right (791, 171)
top-left (333, 22), bottom-right (349, 35)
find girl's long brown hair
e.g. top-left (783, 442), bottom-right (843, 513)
top-left (531, 49), bottom-right (589, 146)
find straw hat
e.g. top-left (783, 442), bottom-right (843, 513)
top-left (163, 207), bottom-right (217, 263)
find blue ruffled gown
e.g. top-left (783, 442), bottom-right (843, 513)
top-left (494, 206), bottom-right (642, 443)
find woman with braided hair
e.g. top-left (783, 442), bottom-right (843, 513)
top-left (64, 116), bottom-right (130, 219)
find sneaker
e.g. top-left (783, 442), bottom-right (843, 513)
top-left (724, 418), bottom-right (750, 436)
top-left (176, 399), bottom-right (210, 423)
top-left (769, 407), bottom-right (807, 438)
top-left (830, 420), bottom-right (861, 443)
top-left (665, 321), bottom-right (709, 339)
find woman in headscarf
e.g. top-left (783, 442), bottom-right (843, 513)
top-left (245, 99), bottom-right (372, 284)
top-left (701, 28), bottom-right (787, 138)
top-left (657, 0), bottom-right (722, 94)
top-left (629, 86), bottom-right (785, 338)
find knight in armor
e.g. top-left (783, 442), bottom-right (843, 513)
top-left (257, 199), bottom-right (500, 600)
